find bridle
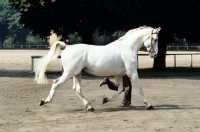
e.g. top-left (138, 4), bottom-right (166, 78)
top-left (143, 30), bottom-right (158, 52)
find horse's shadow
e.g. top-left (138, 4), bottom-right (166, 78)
top-left (57, 104), bottom-right (200, 114)
top-left (101, 104), bottom-right (200, 112)
top-left (0, 70), bottom-right (32, 78)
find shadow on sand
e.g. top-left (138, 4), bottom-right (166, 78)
top-left (62, 104), bottom-right (200, 114)
top-left (100, 104), bottom-right (200, 112)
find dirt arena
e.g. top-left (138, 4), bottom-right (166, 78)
top-left (0, 50), bottom-right (200, 132)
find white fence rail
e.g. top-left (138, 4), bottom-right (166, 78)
top-left (137, 53), bottom-right (200, 68)
top-left (167, 46), bottom-right (200, 50)
top-left (2, 45), bottom-right (49, 49)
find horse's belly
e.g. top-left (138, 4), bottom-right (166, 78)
top-left (84, 65), bottom-right (126, 76)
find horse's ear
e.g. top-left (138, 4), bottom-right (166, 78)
top-left (156, 27), bottom-right (161, 33)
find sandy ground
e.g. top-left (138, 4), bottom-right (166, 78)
top-left (0, 50), bottom-right (200, 132)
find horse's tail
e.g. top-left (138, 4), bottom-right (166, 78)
top-left (34, 41), bottom-right (66, 84)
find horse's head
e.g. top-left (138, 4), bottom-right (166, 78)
top-left (143, 27), bottom-right (161, 58)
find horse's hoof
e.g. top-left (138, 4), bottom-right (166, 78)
top-left (147, 105), bottom-right (154, 110)
top-left (87, 107), bottom-right (95, 112)
top-left (39, 99), bottom-right (45, 106)
top-left (102, 97), bottom-right (108, 104)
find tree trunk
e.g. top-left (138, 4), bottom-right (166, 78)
top-left (153, 43), bottom-right (167, 69)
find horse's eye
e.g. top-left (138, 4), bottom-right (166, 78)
top-left (154, 39), bottom-right (157, 42)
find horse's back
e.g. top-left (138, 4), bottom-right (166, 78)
top-left (61, 43), bottom-right (126, 76)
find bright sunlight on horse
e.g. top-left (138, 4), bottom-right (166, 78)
top-left (34, 26), bottom-right (161, 111)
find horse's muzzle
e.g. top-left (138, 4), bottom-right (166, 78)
top-left (152, 54), bottom-right (157, 58)
top-left (149, 53), bottom-right (157, 58)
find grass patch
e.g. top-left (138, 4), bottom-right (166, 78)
top-left (138, 67), bottom-right (200, 77)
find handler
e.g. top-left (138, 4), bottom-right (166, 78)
top-left (99, 75), bottom-right (132, 107)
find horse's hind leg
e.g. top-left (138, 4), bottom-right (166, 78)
top-left (40, 72), bottom-right (71, 105)
top-left (73, 73), bottom-right (94, 112)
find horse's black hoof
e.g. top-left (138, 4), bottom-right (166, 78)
top-left (147, 105), bottom-right (154, 110)
top-left (39, 99), bottom-right (45, 106)
top-left (102, 97), bottom-right (108, 104)
top-left (99, 77), bottom-right (109, 87)
top-left (87, 107), bottom-right (95, 112)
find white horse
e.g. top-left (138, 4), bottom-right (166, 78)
top-left (34, 26), bottom-right (161, 111)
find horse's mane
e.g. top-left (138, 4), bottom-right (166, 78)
top-left (115, 26), bottom-right (153, 42)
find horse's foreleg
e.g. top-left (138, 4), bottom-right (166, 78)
top-left (73, 74), bottom-right (94, 112)
top-left (40, 72), bottom-right (70, 106)
top-left (103, 76), bottom-right (124, 103)
top-left (128, 72), bottom-right (153, 110)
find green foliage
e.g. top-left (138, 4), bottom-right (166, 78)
top-left (4, 37), bottom-right (14, 48)
top-left (68, 32), bottom-right (79, 39)
top-left (0, 0), bottom-right (46, 47)
top-left (8, 0), bottom-right (200, 44)
top-left (0, 0), bottom-right (28, 46)
top-left (8, 0), bottom-right (143, 41)
top-left (112, 31), bottom-right (126, 38)
top-left (26, 35), bottom-right (46, 45)
top-left (0, 0), bottom-right (10, 47)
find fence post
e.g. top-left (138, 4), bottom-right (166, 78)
top-left (137, 54), bottom-right (139, 69)
top-left (190, 54), bottom-right (193, 67)
top-left (174, 54), bottom-right (176, 67)
top-left (31, 57), bottom-right (34, 73)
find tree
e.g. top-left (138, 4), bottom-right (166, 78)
top-left (7, 10), bottom-right (29, 45)
top-left (9, 0), bottom-right (200, 69)
top-left (9, 0), bottom-right (149, 42)
top-left (0, 0), bottom-right (30, 47)
top-left (0, 0), bottom-right (10, 48)
top-left (149, 0), bottom-right (200, 69)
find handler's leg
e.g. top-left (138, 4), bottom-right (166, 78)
top-left (121, 75), bottom-right (132, 107)
top-left (99, 77), bottom-right (120, 91)
top-left (102, 76), bottom-right (124, 104)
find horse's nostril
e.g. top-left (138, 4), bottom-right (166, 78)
top-left (154, 54), bottom-right (157, 58)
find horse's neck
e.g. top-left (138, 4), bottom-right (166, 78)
top-left (108, 29), bottom-right (150, 53)
top-left (129, 29), bottom-right (152, 52)
top-left (123, 33), bottom-right (144, 53)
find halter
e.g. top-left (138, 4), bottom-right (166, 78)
top-left (143, 30), bottom-right (158, 52)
